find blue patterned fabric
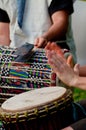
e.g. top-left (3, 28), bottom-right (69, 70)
top-left (17, 0), bottom-right (26, 28)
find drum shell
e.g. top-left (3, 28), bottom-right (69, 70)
top-left (0, 46), bottom-right (56, 104)
top-left (0, 89), bottom-right (74, 130)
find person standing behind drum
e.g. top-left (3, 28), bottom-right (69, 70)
top-left (0, 8), bottom-right (10, 46)
top-left (0, 0), bottom-right (77, 63)
top-left (46, 48), bottom-right (86, 130)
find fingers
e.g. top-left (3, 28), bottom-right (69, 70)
top-left (34, 38), bottom-right (39, 47)
top-left (34, 37), bottom-right (47, 48)
top-left (47, 52), bottom-right (61, 73)
top-left (74, 64), bottom-right (80, 75)
top-left (46, 49), bottom-right (66, 65)
top-left (45, 42), bottom-right (51, 50)
top-left (66, 55), bottom-right (74, 68)
top-left (45, 42), bottom-right (64, 57)
top-left (46, 50), bottom-right (66, 73)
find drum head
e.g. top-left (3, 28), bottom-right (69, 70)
top-left (1, 87), bottom-right (66, 112)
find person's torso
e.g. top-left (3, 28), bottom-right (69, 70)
top-left (22, 0), bottom-right (52, 44)
top-left (0, 0), bottom-right (77, 62)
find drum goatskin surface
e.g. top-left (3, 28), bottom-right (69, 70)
top-left (1, 87), bottom-right (66, 112)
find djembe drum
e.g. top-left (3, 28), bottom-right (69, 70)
top-left (0, 44), bottom-right (56, 104)
top-left (0, 87), bottom-right (74, 130)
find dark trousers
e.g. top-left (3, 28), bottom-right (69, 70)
top-left (70, 99), bottom-right (86, 130)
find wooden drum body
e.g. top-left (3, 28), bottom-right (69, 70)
top-left (0, 87), bottom-right (73, 130)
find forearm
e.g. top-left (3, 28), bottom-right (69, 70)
top-left (72, 76), bottom-right (86, 90)
top-left (42, 11), bottom-right (69, 41)
top-left (79, 65), bottom-right (86, 77)
top-left (0, 22), bottom-right (10, 46)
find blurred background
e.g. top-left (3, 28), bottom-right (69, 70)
top-left (72, 0), bottom-right (86, 65)
top-left (72, 0), bottom-right (86, 101)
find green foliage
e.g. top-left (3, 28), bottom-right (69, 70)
top-left (73, 88), bottom-right (86, 102)
top-left (80, 0), bottom-right (86, 1)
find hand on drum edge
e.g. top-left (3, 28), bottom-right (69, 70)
top-left (34, 37), bottom-right (47, 48)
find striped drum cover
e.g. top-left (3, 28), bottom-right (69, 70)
top-left (0, 43), bottom-right (56, 104)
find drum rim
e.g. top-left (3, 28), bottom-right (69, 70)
top-left (1, 87), bottom-right (66, 112)
top-left (0, 89), bottom-right (73, 124)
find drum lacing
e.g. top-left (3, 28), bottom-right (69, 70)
top-left (45, 106), bottom-right (48, 113)
top-left (34, 109), bottom-right (39, 116)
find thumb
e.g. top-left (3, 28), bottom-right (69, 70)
top-left (66, 55), bottom-right (74, 68)
top-left (74, 64), bottom-right (80, 75)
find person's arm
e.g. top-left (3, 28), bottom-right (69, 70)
top-left (62, 126), bottom-right (73, 130)
top-left (0, 9), bottom-right (10, 46)
top-left (74, 76), bottom-right (86, 90)
top-left (0, 22), bottom-right (10, 45)
top-left (34, 10), bottom-right (69, 48)
top-left (34, 0), bottom-right (73, 48)
top-left (42, 10), bottom-right (69, 41)
top-left (79, 65), bottom-right (86, 77)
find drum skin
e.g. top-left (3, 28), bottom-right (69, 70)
top-left (0, 87), bottom-right (74, 130)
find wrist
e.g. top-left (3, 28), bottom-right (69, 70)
top-left (41, 36), bottom-right (48, 42)
top-left (70, 75), bottom-right (79, 87)
top-left (41, 33), bottom-right (50, 41)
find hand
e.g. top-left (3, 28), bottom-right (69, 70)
top-left (61, 126), bottom-right (74, 130)
top-left (34, 37), bottom-right (47, 48)
top-left (66, 55), bottom-right (74, 68)
top-left (67, 55), bottom-right (80, 75)
top-left (46, 50), bottom-right (79, 87)
top-left (45, 41), bottom-right (64, 57)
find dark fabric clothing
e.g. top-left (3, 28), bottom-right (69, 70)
top-left (71, 118), bottom-right (86, 130)
top-left (70, 100), bottom-right (86, 130)
top-left (78, 99), bottom-right (86, 111)
top-left (56, 41), bottom-right (70, 50)
top-left (0, 0), bottom-right (73, 23)
top-left (49, 0), bottom-right (73, 16)
top-left (56, 99), bottom-right (86, 130)
top-left (0, 8), bottom-right (10, 23)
